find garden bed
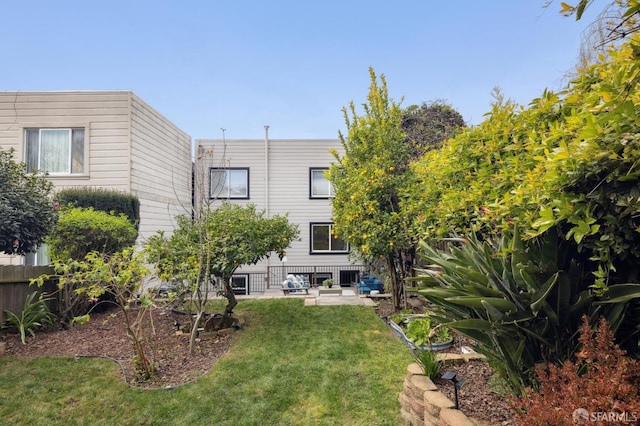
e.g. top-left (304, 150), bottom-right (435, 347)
top-left (375, 297), bottom-right (516, 425)
top-left (0, 305), bottom-right (232, 389)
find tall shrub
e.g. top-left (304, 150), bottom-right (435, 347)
top-left (407, 35), bottom-right (640, 357)
top-left (56, 187), bottom-right (140, 229)
top-left (47, 207), bottom-right (138, 261)
top-left (328, 68), bottom-right (415, 309)
top-left (0, 148), bottom-right (57, 255)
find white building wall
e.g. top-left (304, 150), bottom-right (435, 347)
top-left (195, 137), bottom-right (355, 285)
top-left (129, 93), bottom-right (192, 243)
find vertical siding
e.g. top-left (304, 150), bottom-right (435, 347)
top-left (129, 94), bottom-right (192, 241)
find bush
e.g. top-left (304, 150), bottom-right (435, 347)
top-left (56, 187), bottom-right (139, 229)
top-left (47, 207), bottom-right (138, 261)
top-left (0, 148), bottom-right (57, 255)
top-left (512, 316), bottom-right (640, 425)
top-left (414, 230), bottom-right (640, 395)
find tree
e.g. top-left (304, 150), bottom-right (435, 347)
top-left (408, 33), bottom-right (640, 357)
top-left (147, 202), bottom-right (299, 352)
top-left (328, 68), bottom-right (415, 310)
top-left (0, 148), bottom-right (57, 255)
top-left (401, 100), bottom-right (466, 158)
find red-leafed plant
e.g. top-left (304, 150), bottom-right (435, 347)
top-left (512, 316), bottom-right (640, 426)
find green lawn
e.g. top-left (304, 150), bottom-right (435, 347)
top-left (0, 298), bottom-right (413, 425)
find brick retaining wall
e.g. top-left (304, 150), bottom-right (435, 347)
top-left (399, 355), bottom-right (487, 426)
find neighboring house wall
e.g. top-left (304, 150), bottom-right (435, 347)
top-left (0, 91), bottom-right (191, 265)
top-left (195, 136), bottom-right (357, 287)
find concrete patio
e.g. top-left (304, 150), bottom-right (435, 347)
top-left (239, 286), bottom-right (379, 307)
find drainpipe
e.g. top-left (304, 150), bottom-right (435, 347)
top-left (264, 125), bottom-right (270, 288)
top-left (264, 125), bottom-right (270, 217)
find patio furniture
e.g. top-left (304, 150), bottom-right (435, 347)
top-left (281, 274), bottom-right (309, 295)
top-left (357, 275), bottom-right (384, 295)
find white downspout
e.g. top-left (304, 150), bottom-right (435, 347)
top-left (264, 125), bottom-right (270, 217)
top-left (264, 125), bottom-right (270, 288)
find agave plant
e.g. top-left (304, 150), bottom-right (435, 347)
top-left (413, 229), bottom-right (640, 395)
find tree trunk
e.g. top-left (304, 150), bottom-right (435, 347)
top-left (189, 310), bottom-right (204, 353)
top-left (220, 279), bottom-right (237, 329)
top-left (388, 254), bottom-right (404, 310)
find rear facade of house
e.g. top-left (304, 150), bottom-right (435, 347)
top-left (195, 134), bottom-right (364, 294)
top-left (0, 91), bottom-right (192, 265)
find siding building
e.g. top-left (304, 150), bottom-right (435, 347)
top-left (0, 91), bottom-right (192, 265)
top-left (195, 130), bottom-right (363, 294)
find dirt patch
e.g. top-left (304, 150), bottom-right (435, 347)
top-left (0, 305), bottom-right (232, 389)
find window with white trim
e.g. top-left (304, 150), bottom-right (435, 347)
top-left (25, 128), bottom-right (85, 174)
top-left (310, 168), bottom-right (334, 198)
top-left (210, 168), bottom-right (249, 199)
top-left (310, 223), bottom-right (349, 254)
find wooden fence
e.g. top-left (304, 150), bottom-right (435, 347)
top-left (0, 265), bottom-right (57, 325)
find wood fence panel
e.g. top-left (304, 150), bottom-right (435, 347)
top-left (0, 266), bottom-right (56, 325)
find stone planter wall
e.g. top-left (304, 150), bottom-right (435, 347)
top-left (399, 355), bottom-right (485, 426)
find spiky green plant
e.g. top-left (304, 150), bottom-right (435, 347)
top-left (413, 229), bottom-right (640, 395)
top-left (2, 291), bottom-right (56, 344)
top-left (414, 348), bottom-right (443, 380)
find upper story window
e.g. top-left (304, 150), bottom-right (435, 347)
top-left (210, 167), bottom-right (249, 199)
top-left (310, 222), bottom-right (349, 254)
top-left (310, 167), bottom-right (334, 198)
top-left (25, 128), bottom-right (85, 174)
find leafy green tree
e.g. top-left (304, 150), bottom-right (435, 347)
top-left (0, 148), bottom-right (57, 255)
top-left (328, 68), bottom-right (415, 310)
top-left (408, 34), bottom-right (640, 358)
top-left (401, 100), bottom-right (466, 158)
top-left (146, 202), bottom-right (299, 352)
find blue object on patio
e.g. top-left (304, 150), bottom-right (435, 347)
top-left (357, 275), bottom-right (383, 294)
top-left (281, 274), bottom-right (309, 295)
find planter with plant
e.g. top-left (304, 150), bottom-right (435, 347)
top-left (322, 278), bottom-right (334, 288)
top-left (389, 314), bottom-right (453, 351)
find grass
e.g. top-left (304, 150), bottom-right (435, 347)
top-left (0, 298), bottom-right (413, 425)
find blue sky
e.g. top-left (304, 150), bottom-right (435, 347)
top-left (1, 1), bottom-right (596, 140)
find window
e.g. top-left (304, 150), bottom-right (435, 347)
top-left (310, 223), bottom-right (349, 254)
top-left (230, 275), bottom-right (249, 295)
top-left (25, 128), bottom-right (85, 174)
top-left (210, 168), bottom-right (249, 199)
top-left (310, 168), bottom-right (334, 198)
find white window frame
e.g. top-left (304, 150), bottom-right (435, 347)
top-left (310, 167), bottom-right (334, 198)
top-left (209, 168), bottom-right (250, 199)
top-left (310, 222), bottom-right (349, 254)
top-left (25, 127), bottom-right (85, 175)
